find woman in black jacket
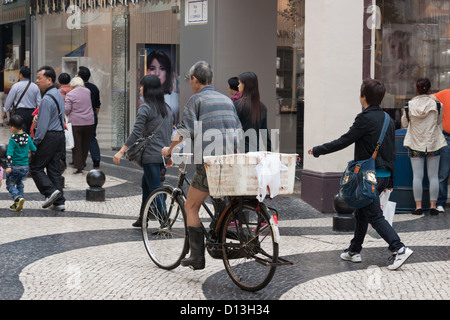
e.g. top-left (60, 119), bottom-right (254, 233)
top-left (234, 72), bottom-right (271, 153)
top-left (308, 78), bottom-right (413, 270)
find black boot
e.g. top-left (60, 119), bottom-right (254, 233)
top-left (181, 226), bottom-right (205, 270)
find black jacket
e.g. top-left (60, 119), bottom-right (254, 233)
top-left (312, 105), bottom-right (396, 187)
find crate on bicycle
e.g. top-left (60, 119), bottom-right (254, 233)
top-left (203, 151), bottom-right (297, 199)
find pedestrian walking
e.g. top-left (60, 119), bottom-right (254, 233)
top-left (5, 114), bottom-right (36, 212)
top-left (401, 78), bottom-right (447, 215)
top-left (162, 61), bottom-right (241, 270)
top-left (31, 65), bottom-right (66, 211)
top-left (78, 66), bottom-right (101, 168)
top-left (29, 73), bottom-right (73, 139)
top-left (308, 78), bottom-right (413, 270)
top-left (113, 75), bottom-right (172, 227)
top-left (64, 76), bottom-right (95, 175)
top-left (58, 72), bottom-right (72, 99)
top-left (234, 72), bottom-right (271, 152)
top-left (2, 66), bottom-right (41, 134)
top-left (431, 88), bottom-right (450, 213)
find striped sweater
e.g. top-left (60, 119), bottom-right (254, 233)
top-left (177, 86), bottom-right (242, 157)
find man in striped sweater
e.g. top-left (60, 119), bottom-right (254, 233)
top-left (162, 61), bottom-right (241, 270)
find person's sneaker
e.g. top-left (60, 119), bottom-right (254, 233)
top-left (42, 190), bottom-right (62, 208)
top-left (16, 197), bottom-right (25, 212)
top-left (437, 206), bottom-right (445, 213)
top-left (9, 197), bottom-right (25, 212)
top-left (9, 202), bottom-right (18, 212)
top-left (388, 247), bottom-right (413, 270)
top-left (51, 204), bottom-right (65, 211)
top-left (340, 249), bottom-right (362, 263)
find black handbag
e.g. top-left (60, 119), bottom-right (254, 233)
top-left (125, 112), bottom-right (164, 168)
top-left (339, 113), bottom-right (390, 209)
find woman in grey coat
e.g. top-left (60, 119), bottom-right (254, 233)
top-left (113, 75), bottom-right (172, 227)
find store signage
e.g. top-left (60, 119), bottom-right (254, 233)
top-left (185, 0), bottom-right (207, 26)
top-left (2, 0), bottom-right (17, 4)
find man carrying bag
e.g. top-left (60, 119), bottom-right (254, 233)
top-left (2, 66), bottom-right (41, 134)
top-left (308, 78), bottom-right (413, 270)
top-left (31, 66), bottom-right (66, 211)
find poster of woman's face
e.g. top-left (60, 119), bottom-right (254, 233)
top-left (144, 44), bottom-right (180, 124)
top-left (145, 44), bottom-right (177, 95)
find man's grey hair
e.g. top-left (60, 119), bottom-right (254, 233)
top-left (189, 61), bottom-right (213, 85)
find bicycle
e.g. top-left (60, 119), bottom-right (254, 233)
top-left (141, 154), bottom-right (293, 292)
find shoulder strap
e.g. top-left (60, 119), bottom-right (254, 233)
top-left (47, 94), bottom-right (65, 131)
top-left (12, 80), bottom-right (31, 115)
top-left (148, 120), bottom-right (164, 138)
top-left (372, 113), bottom-right (390, 159)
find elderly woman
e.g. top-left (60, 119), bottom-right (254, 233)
top-left (65, 76), bottom-right (95, 174)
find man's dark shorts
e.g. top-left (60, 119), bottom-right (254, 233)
top-left (191, 163), bottom-right (209, 192)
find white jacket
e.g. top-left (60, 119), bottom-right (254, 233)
top-left (401, 95), bottom-right (447, 152)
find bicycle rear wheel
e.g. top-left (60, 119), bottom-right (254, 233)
top-left (141, 187), bottom-right (188, 270)
top-left (220, 199), bottom-right (278, 291)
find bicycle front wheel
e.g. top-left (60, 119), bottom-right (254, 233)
top-left (141, 187), bottom-right (188, 270)
top-left (220, 200), bottom-right (279, 291)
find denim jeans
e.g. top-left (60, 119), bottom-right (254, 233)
top-left (349, 177), bottom-right (404, 253)
top-left (437, 134), bottom-right (450, 207)
top-left (6, 166), bottom-right (29, 199)
top-left (141, 163), bottom-right (165, 209)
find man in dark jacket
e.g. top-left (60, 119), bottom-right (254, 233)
top-left (78, 66), bottom-right (101, 168)
top-left (308, 78), bottom-right (413, 270)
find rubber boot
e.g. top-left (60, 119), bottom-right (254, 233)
top-left (181, 226), bottom-right (205, 270)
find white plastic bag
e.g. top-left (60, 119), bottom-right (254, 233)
top-left (65, 122), bottom-right (75, 150)
top-left (254, 153), bottom-right (288, 202)
top-left (367, 189), bottom-right (396, 239)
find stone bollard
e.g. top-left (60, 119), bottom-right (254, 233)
top-left (86, 169), bottom-right (106, 201)
top-left (332, 193), bottom-right (355, 232)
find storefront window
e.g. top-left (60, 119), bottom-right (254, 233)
top-left (277, 0), bottom-right (305, 160)
top-left (32, 6), bottom-right (114, 147)
top-left (376, 0), bottom-right (450, 127)
top-left (31, 1), bottom-right (180, 150)
top-left (276, 0), bottom-right (305, 158)
top-left (129, 2), bottom-right (180, 126)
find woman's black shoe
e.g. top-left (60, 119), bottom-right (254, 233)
top-left (132, 217), bottom-right (142, 228)
top-left (412, 208), bottom-right (423, 215)
top-left (430, 208), bottom-right (439, 216)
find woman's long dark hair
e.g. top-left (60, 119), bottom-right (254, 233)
top-left (237, 72), bottom-right (262, 125)
top-left (140, 75), bottom-right (168, 118)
